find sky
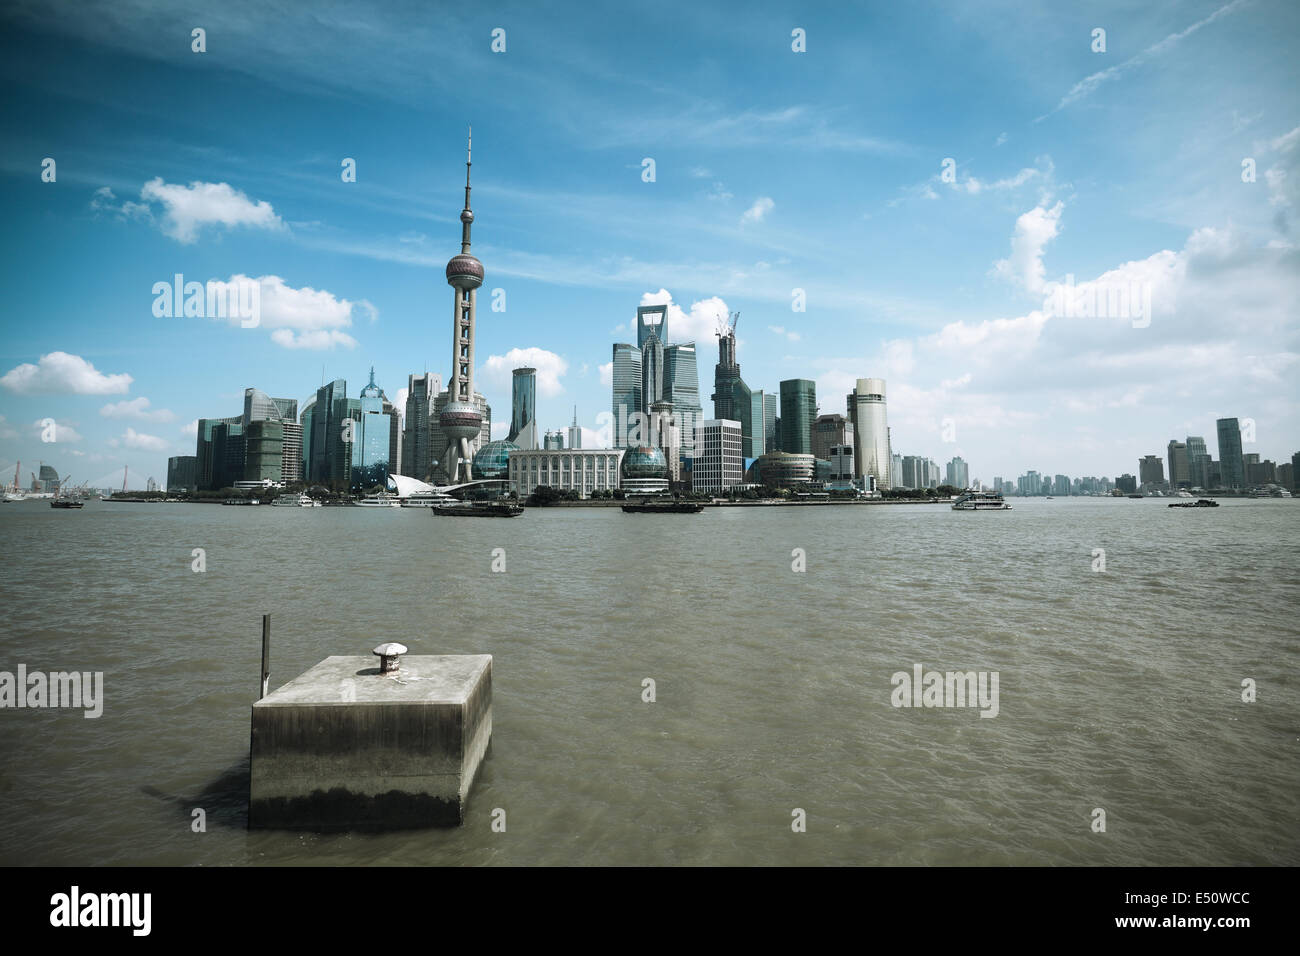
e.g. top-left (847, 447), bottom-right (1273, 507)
top-left (0, 0), bottom-right (1297, 489)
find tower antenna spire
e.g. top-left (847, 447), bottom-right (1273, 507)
top-left (460, 126), bottom-right (474, 253)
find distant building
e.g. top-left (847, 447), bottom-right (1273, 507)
top-left (1166, 440), bottom-right (1189, 489)
top-left (761, 392), bottom-right (778, 455)
top-left (196, 415), bottom-right (242, 490)
top-left (778, 379), bottom-right (817, 456)
top-left (245, 420), bottom-right (284, 483)
top-left (401, 372), bottom-right (441, 480)
top-left (848, 377), bottom-right (890, 490)
top-left (619, 446), bottom-right (669, 495)
top-left (946, 457), bottom-right (970, 489)
top-left (664, 344), bottom-right (702, 457)
top-left (1276, 461), bottom-right (1293, 490)
top-left (566, 407), bottom-right (582, 450)
top-left (692, 419), bottom-right (743, 492)
top-left (1053, 474), bottom-right (1070, 496)
top-left (509, 448), bottom-right (623, 499)
top-left (509, 368), bottom-right (539, 450)
top-left (146, 476), bottom-right (159, 493)
top-left (1216, 418), bottom-right (1245, 489)
top-left (890, 452), bottom-right (903, 489)
top-left (610, 343), bottom-right (642, 447)
top-left (811, 414), bottom-right (851, 462)
top-left (751, 451), bottom-right (816, 489)
top-left (167, 455), bottom-right (198, 492)
top-left (543, 430), bottom-right (564, 450)
top-left (1139, 455), bottom-right (1165, 488)
top-left (828, 444), bottom-right (855, 486)
top-left (350, 369), bottom-right (394, 490)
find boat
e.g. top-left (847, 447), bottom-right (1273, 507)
top-left (951, 491), bottom-right (1011, 511)
top-left (1126, 493), bottom-right (1144, 499)
top-left (272, 493), bottom-right (318, 508)
top-left (621, 498), bottom-right (705, 514)
top-left (356, 492), bottom-right (401, 508)
top-left (50, 498), bottom-right (84, 509)
top-left (432, 501), bottom-right (524, 517)
top-left (1169, 498), bottom-right (1219, 508)
top-left (401, 491), bottom-right (459, 508)
top-left (222, 498), bottom-right (259, 506)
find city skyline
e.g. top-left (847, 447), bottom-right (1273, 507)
top-left (2, 1), bottom-right (1298, 487)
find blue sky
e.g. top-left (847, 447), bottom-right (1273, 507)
top-left (1, 0), bottom-right (1297, 488)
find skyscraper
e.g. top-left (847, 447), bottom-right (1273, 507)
top-left (637, 303), bottom-right (667, 350)
top-left (779, 379), bottom-right (817, 456)
top-left (711, 313), bottom-right (754, 456)
top-left (945, 456), bottom-right (969, 489)
top-left (309, 379), bottom-right (347, 486)
top-left (1139, 455), bottom-right (1165, 488)
top-left (351, 368), bottom-right (393, 489)
top-left (811, 413), bottom-right (851, 462)
top-left (663, 343), bottom-right (702, 456)
top-left (762, 392), bottom-right (777, 455)
top-left (509, 367), bottom-right (539, 449)
top-left (401, 372), bottom-right (440, 480)
top-left (1186, 435), bottom-right (1209, 489)
top-left (439, 130), bottom-right (486, 484)
top-left (1166, 440), bottom-right (1189, 489)
top-left (748, 390), bottom-right (766, 457)
top-left (611, 343), bottom-right (642, 447)
top-left (848, 377), bottom-right (890, 490)
top-left (1216, 418), bottom-right (1245, 489)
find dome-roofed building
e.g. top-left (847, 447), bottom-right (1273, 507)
top-left (749, 451), bottom-right (815, 489)
top-left (473, 439), bottom-right (519, 479)
top-left (621, 445), bottom-right (669, 495)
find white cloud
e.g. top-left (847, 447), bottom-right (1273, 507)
top-left (0, 415), bottom-right (18, 439)
top-left (740, 196), bottom-right (774, 224)
top-left (181, 419), bottom-right (199, 436)
top-left (598, 361), bottom-right (613, 386)
top-left (769, 325), bottom-right (801, 342)
top-left (481, 347), bottom-right (569, 398)
top-left (638, 289), bottom-right (730, 345)
top-left (993, 201), bottom-right (1064, 293)
top-left (139, 177), bottom-right (285, 244)
top-left (270, 329), bottom-right (358, 349)
top-left (994, 132), bottom-right (1008, 147)
top-left (579, 426), bottom-right (607, 448)
top-left (30, 419), bottom-right (83, 443)
top-left (121, 427), bottom-right (169, 451)
top-left (89, 186), bottom-right (151, 222)
top-left (1, 352), bottom-right (133, 395)
top-left (203, 274), bottom-right (370, 349)
top-left (393, 386), bottom-right (409, 421)
top-left (100, 397), bottom-right (176, 422)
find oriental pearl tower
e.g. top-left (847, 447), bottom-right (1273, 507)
top-left (440, 129), bottom-right (485, 483)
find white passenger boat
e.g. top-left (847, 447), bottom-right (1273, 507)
top-left (272, 493), bottom-right (318, 507)
top-left (356, 492), bottom-right (401, 508)
top-left (951, 491), bottom-right (1012, 511)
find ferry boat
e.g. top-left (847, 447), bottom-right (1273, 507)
top-left (50, 498), bottom-right (84, 509)
top-left (621, 498), bottom-right (705, 514)
top-left (1169, 498), bottom-right (1219, 508)
top-left (272, 493), bottom-right (319, 507)
top-left (222, 497), bottom-right (259, 506)
top-left (356, 492), bottom-right (401, 508)
top-left (951, 491), bottom-right (1011, 511)
top-left (431, 501), bottom-right (524, 517)
top-left (400, 491), bottom-right (459, 508)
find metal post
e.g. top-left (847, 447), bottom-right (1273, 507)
top-left (260, 614), bottom-right (270, 700)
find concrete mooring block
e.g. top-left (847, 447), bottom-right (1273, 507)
top-left (249, 654), bottom-right (492, 829)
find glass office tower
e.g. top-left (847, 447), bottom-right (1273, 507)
top-left (778, 379), bottom-right (817, 456)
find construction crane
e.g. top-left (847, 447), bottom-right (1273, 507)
top-left (715, 310), bottom-right (740, 337)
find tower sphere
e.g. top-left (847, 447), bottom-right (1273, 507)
top-left (446, 253), bottom-right (483, 289)
top-left (440, 399), bottom-right (483, 441)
